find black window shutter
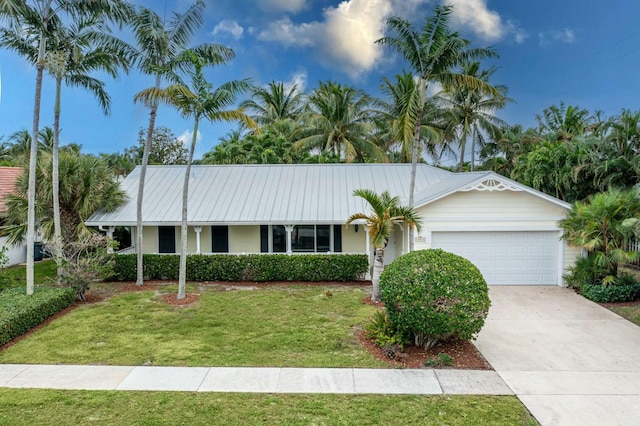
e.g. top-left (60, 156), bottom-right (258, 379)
top-left (333, 225), bottom-right (342, 253)
top-left (211, 226), bottom-right (229, 253)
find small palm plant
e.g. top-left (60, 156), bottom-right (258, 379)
top-left (560, 188), bottom-right (640, 285)
top-left (346, 189), bottom-right (421, 301)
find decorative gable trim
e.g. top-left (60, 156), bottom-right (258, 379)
top-left (459, 178), bottom-right (523, 193)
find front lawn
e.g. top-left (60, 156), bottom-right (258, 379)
top-left (3, 259), bottom-right (57, 290)
top-left (0, 389), bottom-right (538, 426)
top-left (0, 284), bottom-right (388, 367)
top-left (607, 303), bottom-right (640, 326)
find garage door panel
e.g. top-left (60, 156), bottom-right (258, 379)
top-left (431, 231), bottom-right (558, 285)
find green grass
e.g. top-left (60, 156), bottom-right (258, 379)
top-left (3, 259), bottom-right (57, 289)
top-left (605, 266), bottom-right (640, 326)
top-left (608, 304), bottom-right (640, 326)
top-left (0, 389), bottom-right (538, 426)
top-left (0, 285), bottom-right (389, 367)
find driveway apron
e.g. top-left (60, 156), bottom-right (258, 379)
top-left (475, 286), bottom-right (640, 426)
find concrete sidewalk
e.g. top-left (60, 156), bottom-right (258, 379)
top-left (475, 286), bottom-right (640, 426)
top-left (0, 364), bottom-right (511, 395)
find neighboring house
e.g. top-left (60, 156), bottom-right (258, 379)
top-left (86, 163), bottom-right (581, 286)
top-left (0, 167), bottom-right (26, 266)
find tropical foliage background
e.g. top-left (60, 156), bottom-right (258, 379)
top-left (0, 1), bottom-right (638, 298)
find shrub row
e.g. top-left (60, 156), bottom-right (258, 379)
top-left (580, 278), bottom-right (640, 303)
top-left (0, 287), bottom-right (75, 347)
top-left (111, 253), bottom-right (369, 282)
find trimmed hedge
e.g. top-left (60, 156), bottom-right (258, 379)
top-left (111, 253), bottom-right (369, 282)
top-left (580, 280), bottom-right (640, 303)
top-left (0, 287), bottom-right (75, 347)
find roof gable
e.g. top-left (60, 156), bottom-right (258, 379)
top-left (415, 171), bottom-right (571, 211)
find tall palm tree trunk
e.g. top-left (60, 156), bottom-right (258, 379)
top-left (408, 78), bottom-right (427, 253)
top-left (26, 36), bottom-right (46, 295)
top-left (136, 76), bottom-right (161, 286)
top-left (178, 117), bottom-right (199, 300)
top-left (371, 247), bottom-right (385, 301)
top-left (52, 77), bottom-right (62, 279)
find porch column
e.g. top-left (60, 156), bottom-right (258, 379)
top-left (194, 226), bottom-right (202, 254)
top-left (284, 225), bottom-right (294, 254)
top-left (364, 225), bottom-right (371, 280)
top-left (106, 226), bottom-right (115, 253)
top-left (398, 224), bottom-right (405, 255)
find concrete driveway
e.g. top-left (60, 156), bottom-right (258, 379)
top-left (475, 286), bottom-right (640, 426)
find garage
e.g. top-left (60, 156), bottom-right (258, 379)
top-left (430, 231), bottom-right (559, 285)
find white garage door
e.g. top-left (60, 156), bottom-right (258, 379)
top-left (430, 231), bottom-right (559, 285)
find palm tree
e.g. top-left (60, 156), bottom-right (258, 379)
top-left (134, 53), bottom-right (256, 300)
top-left (560, 188), bottom-right (640, 284)
top-left (43, 18), bottom-right (129, 274)
top-left (535, 102), bottom-right (591, 142)
top-left (439, 62), bottom-right (510, 171)
top-left (241, 81), bottom-right (304, 126)
top-left (3, 151), bottom-right (127, 255)
top-left (295, 81), bottom-right (383, 162)
top-left (131, 0), bottom-right (234, 286)
top-left (480, 124), bottom-right (538, 176)
top-left (0, 0), bottom-right (132, 294)
top-left (346, 189), bottom-right (421, 301)
top-left (374, 72), bottom-right (445, 163)
top-left (376, 5), bottom-right (498, 250)
top-left (5, 128), bottom-right (54, 162)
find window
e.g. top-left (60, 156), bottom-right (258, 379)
top-left (158, 226), bottom-right (175, 253)
top-left (292, 225), bottom-right (315, 252)
top-left (211, 226), bottom-right (229, 253)
top-left (316, 225), bottom-right (331, 252)
top-left (259, 225), bottom-right (342, 253)
top-left (272, 225), bottom-right (286, 253)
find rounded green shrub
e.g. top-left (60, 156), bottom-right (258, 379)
top-left (380, 249), bottom-right (490, 348)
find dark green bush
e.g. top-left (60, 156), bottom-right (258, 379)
top-left (0, 287), bottom-right (75, 346)
top-left (111, 253), bottom-right (368, 282)
top-left (380, 249), bottom-right (490, 349)
top-left (580, 274), bottom-right (640, 303)
top-left (563, 255), bottom-right (607, 289)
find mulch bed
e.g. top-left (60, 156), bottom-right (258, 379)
top-left (360, 295), bottom-right (492, 369)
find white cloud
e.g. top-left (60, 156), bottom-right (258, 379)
top-left (539, 28), bottom-right (576, 46)
top-left (260, 0), bottom-right (308, 14)
top-left (444, 0), bottom-right (527, 44)
top-left (177, 129), bottom-right (202, 147)
top-left (318, 0), bottom-right (395, 77)
top-left (258, 0), bottom-right (431, 78)
top-left (258, 16), bottom-right (318, 47)
top-left (283, 69), bottom-right (307, 93)
top-left (212, 19), bottom-right (244, 40)
top-left (508, 21), bottom-right (529, 44)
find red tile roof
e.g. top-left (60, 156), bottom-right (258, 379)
top-left (0, 167), bottom-right (23, 213)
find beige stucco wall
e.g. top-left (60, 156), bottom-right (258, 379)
top-left (142, 227), bottom-right (159, 253)
top-left (342, 224), bottom-right (366, 253)
top-left (229, 225), bottom-right (260, 253)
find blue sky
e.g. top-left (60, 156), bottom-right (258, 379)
top-left (0, 0), bottom-right (639, 162)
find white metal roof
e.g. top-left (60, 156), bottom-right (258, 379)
top-left (86, 163), bottom-right (458, 226)
top-left (85, 163), bottom-right (570, 226)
